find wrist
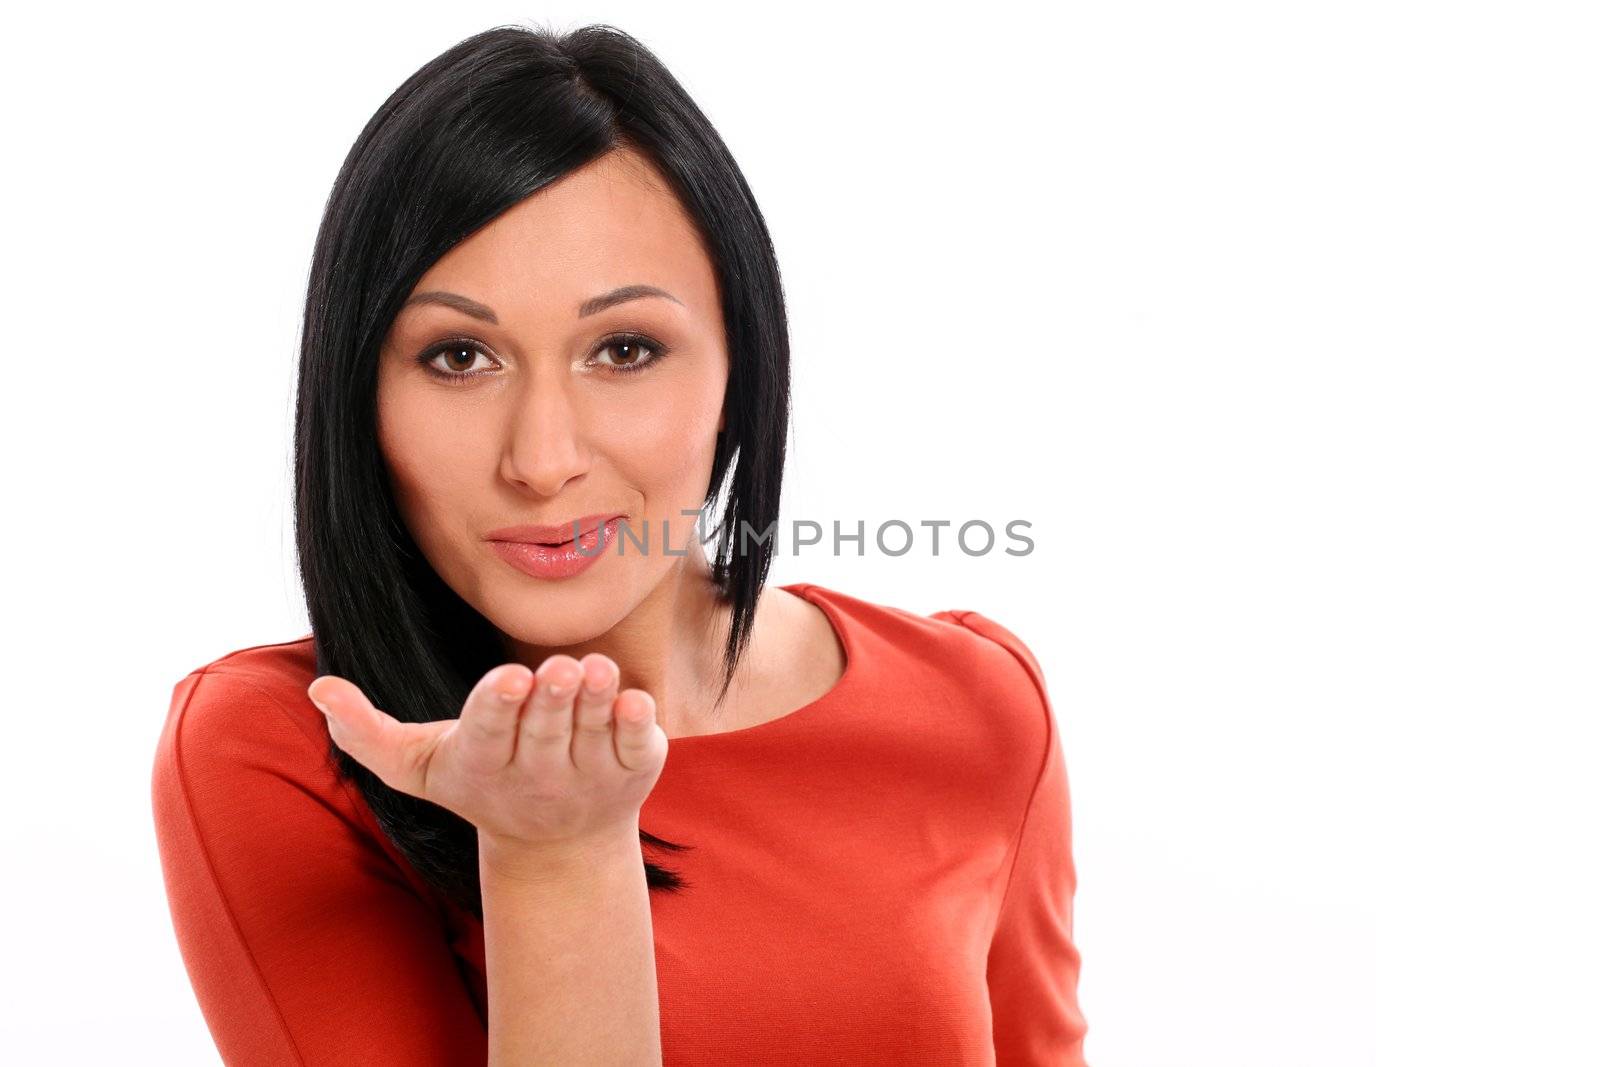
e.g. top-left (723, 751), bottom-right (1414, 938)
top-left (479, 827), bottom-right (643, 887)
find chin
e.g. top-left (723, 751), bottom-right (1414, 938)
top-left (486, 582), bottom-right (631, 648)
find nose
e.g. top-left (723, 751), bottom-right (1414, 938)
top-left (498, 376), bottom-right (590, 497)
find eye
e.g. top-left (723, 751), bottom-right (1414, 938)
top-left (589, 332), bottom-right (670, 375)
top-left (416, 340), bottom-right (498, 383)
top-left (412, 331), bottom-right (672, 385)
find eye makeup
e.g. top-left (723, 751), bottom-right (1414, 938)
top-left (412, 331), bottom-right (673, 384)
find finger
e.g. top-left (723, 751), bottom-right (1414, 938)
top-left (570, 655), bottom-right (621, 773)
top-left (456, 664), bottom-right (532, 774)
top-left (612, 689), bottom-right (665, 772)
top-left (515, 655), bottom-right (583, 772)
top-left (306, 676), bottom-right (451, 798)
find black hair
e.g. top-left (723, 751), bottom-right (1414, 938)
top-left (293, 22), bottom-right (791, 918)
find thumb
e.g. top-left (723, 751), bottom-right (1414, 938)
top-left (306, 676), bottom-right (448, 798)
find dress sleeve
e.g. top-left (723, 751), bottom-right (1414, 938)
top-left (947, 611), bottom-right (1091, 1067)
top-left (151, 667), bottom-right (488, 1067)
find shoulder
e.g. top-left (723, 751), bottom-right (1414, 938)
top-left (177, 633), bottom-right (320, 691)
top-left (151, 635), bottom-right (349, 833)
top-left (151, 634), bottom-right (441, 896)
top-left (788, 582), bottom-right (1047, 688)
top-left (790, 582), bottom-right (1060, 832)
top-left (156, 636), bottom-right (324, 769)
top-left (785, 581), bottom-right (1055, 748)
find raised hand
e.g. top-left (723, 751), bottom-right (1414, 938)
top-left (305, 654), bottom-right (668, 855)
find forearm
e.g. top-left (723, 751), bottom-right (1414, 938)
top-left (479, 830), bottom-right (661, 1066)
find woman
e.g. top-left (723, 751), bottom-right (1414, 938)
top-left (151, 22), bottom-right (1089, 1066)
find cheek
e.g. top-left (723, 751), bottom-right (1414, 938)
top-left (376, 381), bottom-right (481, 549)
top-left (601, 372), bottom-right (724, 498)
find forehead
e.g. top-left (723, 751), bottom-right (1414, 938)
top-left (407, 146), bottom-right (719, 324)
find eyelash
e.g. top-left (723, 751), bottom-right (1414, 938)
top-left (414, 332), bottom-right (670, 384)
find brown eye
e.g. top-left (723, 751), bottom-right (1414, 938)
top-left (591, 333), bottom-right (669, 374)
top-left (416, 340), bottom-right (497, 382)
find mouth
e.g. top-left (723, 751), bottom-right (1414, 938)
top-left (486, 517), bottom-right (623, 581)
top-left (484, 512), bottom-right (625, 547)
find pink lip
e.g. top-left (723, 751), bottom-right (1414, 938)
top-left (484, 512), bottom-right (625, 546)
top-left (487, 517), bottom-right (621, 581)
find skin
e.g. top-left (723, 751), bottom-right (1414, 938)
top-left (370, 143), bottom-right (841, 739)
top-left (304, 145), bottom-right (845, 1064)
top-left (311, 654), bottom-right (666, 1064)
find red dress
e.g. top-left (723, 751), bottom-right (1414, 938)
top-left (151, 581), bottom-right (1089, 1065)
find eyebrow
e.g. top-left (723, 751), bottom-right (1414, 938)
top-left (400, 284), bottom-right (684, 324)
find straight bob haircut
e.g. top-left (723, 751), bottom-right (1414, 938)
top-left (293, 22), bottom-right (791, 918)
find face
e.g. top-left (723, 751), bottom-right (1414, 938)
top-left (376, 146), bottom-right (729, 648)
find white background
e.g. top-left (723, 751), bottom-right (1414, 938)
top-left (4, 2), bottom-right (1596, 1064)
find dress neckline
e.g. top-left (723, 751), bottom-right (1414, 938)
top-left (663, 581), bottom-right (857, 746)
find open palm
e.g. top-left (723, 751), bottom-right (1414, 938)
top-left (305, 654), bottom-right (668, 852)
